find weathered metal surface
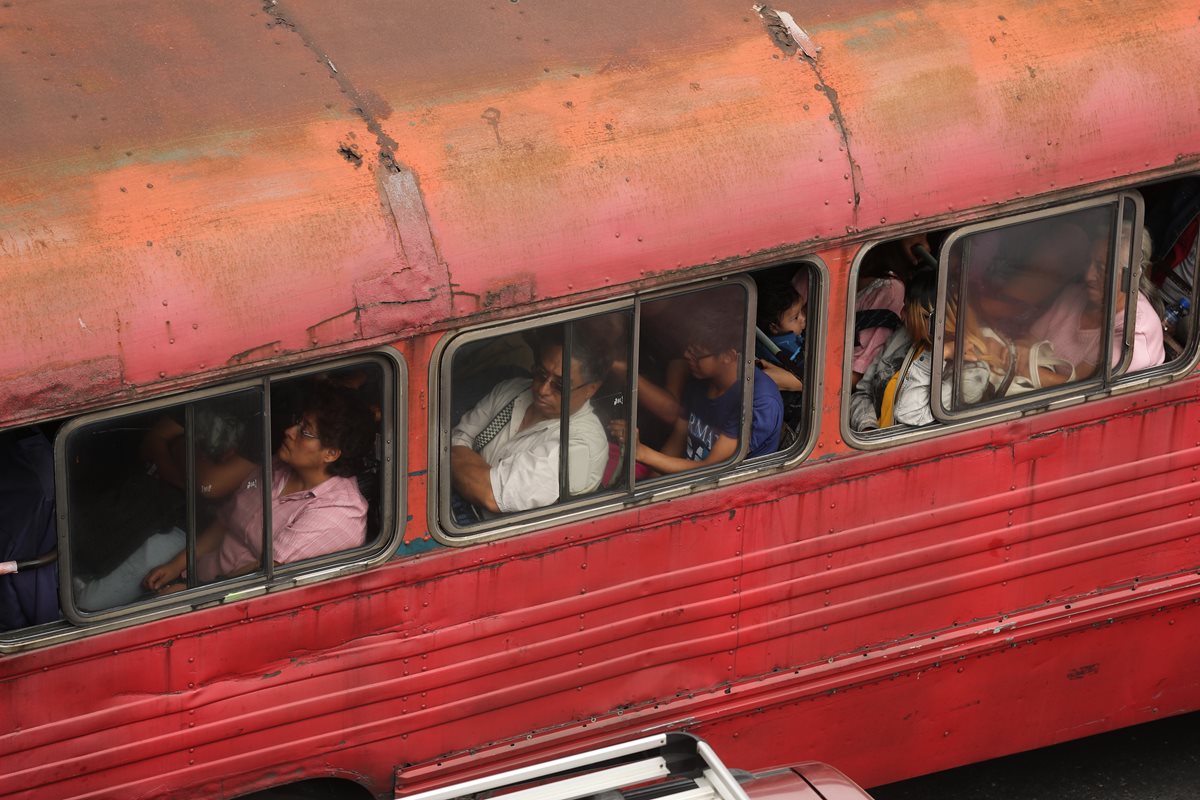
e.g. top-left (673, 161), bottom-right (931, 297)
top-left (5, 1), bottom-right (1196, 424)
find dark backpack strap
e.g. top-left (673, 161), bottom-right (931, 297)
top-left (854, 309), bottom-right (902, 347)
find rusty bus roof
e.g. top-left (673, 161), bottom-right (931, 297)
top-left (1, 0), bottom-right (1198, 423)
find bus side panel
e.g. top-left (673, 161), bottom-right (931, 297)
top-left (1, 381), bottom-right (1197, 798)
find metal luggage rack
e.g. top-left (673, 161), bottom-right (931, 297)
top-left (400, 734), bottom-right (752, 800)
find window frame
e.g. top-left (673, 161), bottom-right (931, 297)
top-left (53, 350), bottom-right (404, 627)
top-left (930, 192), bottom-right (1143, 422)
top-left (431, 263), bottom-right (826, 545)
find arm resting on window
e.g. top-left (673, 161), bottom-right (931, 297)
top-left (450, 445), bottom-right (501, 513)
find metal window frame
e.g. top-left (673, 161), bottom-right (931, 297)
top-left (52, 349), bottom-right (404, 628)
top-left (931, 192), bottom-right (1142, 423)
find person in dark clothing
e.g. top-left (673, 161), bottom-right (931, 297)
top-left (0, 428), bottom-right (60, 630)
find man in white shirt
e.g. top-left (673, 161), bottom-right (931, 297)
top-left (450, 328), bottom-right (610, 516)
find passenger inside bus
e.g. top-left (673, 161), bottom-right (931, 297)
top-left (1026, 225), bottom-right (1165, 383)
top-left (74, 383), bottom-right (375, 610)
top-left (850, 252), bottom-right (906, 387)
top-left (752, 264), bottom-right (809, 448)
top-left (449, 325), bottom-right (610, 519)
top-left (634, 306), bottom-right (783, 475)
top-left (0, 428), bottom-right (59, 630)
top-left (850, 269), bottom-right (989, 430)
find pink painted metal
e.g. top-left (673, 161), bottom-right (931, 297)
top-left (1, 1), bottom-right (1199, 799)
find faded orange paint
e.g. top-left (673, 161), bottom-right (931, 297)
top-left (4, 1), bottom-right (1197, 424)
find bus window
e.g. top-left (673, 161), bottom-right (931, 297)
top-left (441, 276), bottom-right (805, 536)
top-left (937, 193), bottom-right (1162, 416)
top-left (62, 358), bottom-right (390, 620)
top-left (447, 312), bottom-right (631, 524)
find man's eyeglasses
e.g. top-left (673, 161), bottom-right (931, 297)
top-left (531, 364), bottom-right (591, 395)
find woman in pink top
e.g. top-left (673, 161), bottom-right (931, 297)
top-left (142, 383), bottom-right (375, 594)
top-left (1030, 231), bottom-right (1165, 382)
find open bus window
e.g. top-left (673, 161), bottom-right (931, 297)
top-left (847, 184), bottom-right (1197, 438)
top-left (441, 274), bottom-right (813, 536)
top-left (846, 236), bottom-right (946, 433)
top-left (62, 358), bottom-right (390, 620)
top-left (935, 193), bottom-right (1163, 418)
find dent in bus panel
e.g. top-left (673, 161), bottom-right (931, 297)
top-left (65, 367), bottom-right (384, 615)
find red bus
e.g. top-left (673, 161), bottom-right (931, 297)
top-left (2, 1), bottom-right (1199, 798)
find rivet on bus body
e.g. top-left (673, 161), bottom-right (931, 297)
top-left (162, 300), bottom-right (168, 306)
top-left (189, 722), bottom-right (194, 728)
top-left (169, 338), bottom-right (175, 344)
top-left (614, 232), bottom-right (620, 238)
top-left (159, 371), bottom-right (166, 378)
top-left (822, 625), bottom-right (829, 631)
top-left (188, 657), bottom-right (194, 663)
top-left (818, 156), bottom-right (823, 162)
top-left (880, 218), bottom-right (886, 224)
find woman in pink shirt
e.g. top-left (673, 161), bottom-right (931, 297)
top-left (145, 383), bottom-right (374, 592)
top-left (1030, 230), bottom-right (1165, 383)
top-left (74, 384), bottom-right (374, 611)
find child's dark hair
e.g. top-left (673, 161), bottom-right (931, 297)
top-left (687, 308), bottom-right (742, 357)
top-left (305, 383), bottom-right (375, 478)
top-left (755, 276), bottom-right (800, 333)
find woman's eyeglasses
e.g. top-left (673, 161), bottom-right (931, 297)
top-left (293, 417), bottom-right (320, 440)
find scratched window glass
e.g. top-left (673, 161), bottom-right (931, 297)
top-left (64, 361), bottom-right (387, 618)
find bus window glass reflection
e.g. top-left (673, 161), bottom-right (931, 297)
top-left (945, 204), bottom-right (1165, 410)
